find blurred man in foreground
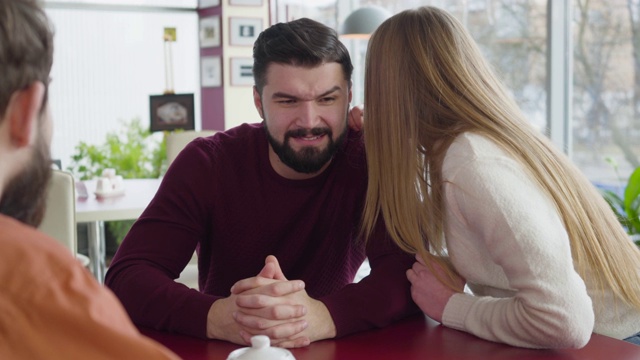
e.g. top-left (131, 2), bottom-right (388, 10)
top-left (0, 1), bottom-right (178, 358)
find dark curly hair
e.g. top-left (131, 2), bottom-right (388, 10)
top-left (0, 0), bottom-right (54, 120)
top-left (252, 17), bottom-right (353, 94)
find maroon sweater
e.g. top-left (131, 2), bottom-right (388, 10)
top-left (105, 123), bottom-right (418, 339)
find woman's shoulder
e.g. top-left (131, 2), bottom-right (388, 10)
top-left (443, 132), bottom-right (520, 178)
top-left (448, 132), bottom-right (507, 157)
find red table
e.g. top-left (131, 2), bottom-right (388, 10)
top-left (140, 314), bottom-right (640, 360)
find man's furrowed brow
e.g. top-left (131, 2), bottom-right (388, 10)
top-left (271, 92), bottom-right (298, 100)
top-left (271, 86), bottom-right (343, 100)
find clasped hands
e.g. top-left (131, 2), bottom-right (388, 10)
top-left (207, 255), bottom-right (335, 348)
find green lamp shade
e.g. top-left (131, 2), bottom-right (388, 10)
top-left (339, 6), bottom-right (392, 39)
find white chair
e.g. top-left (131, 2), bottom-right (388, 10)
top-left (166, 130), bottom-right (217, 166)
top-left (38, 170), bottom-right (90, 268)
top-left (166, 130), bottom-right (216, 289)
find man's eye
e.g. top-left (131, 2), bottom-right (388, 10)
top-left (277, 99), bottom-right (296, 104)
top-left (319, 97), bottom-right (335, 104)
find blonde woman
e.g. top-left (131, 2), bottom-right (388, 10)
top-left (361, 6), bottom-right (640, 349)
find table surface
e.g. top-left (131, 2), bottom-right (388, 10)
top-left (75, 178), bottom-right (162, 282)
top-left (75, 178), bottom-right (161, 222)
top-left (140, 315), bottom-right (640, 360)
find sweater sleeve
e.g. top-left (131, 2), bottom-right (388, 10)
top-left (319, 219), bottom-right (420, 337)
top-left (441, 153), bottom-right (594, 349)
top-left (105, 141), bottom-right (219, 339)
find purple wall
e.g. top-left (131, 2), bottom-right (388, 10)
top-left (198, 6), bottom-right (225, 131)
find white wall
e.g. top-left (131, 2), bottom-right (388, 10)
top-left (44, 4), bottom-right (200, 168)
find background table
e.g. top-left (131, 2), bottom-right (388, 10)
top-left (140, 314), bottom-right (640, 360)
top-left (76, 178), bottom-right (161, 283)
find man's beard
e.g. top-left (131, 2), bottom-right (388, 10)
top-left (0, 131), bottom-right (52, 227)
top-left (265, 123), bottom-right (348, 174)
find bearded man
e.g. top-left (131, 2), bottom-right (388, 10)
top-left (106, 17), bottom-right (418, 348)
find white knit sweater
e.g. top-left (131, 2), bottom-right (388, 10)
top-left (440, 132), bottom-right (640, 348)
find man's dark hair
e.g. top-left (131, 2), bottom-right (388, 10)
top-left (0, 0), bottom-right (54, 120)
top-left (252, 18), bottom-right (353, 94)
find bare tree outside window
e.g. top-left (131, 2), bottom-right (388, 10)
top-left (573, 0), bottom-right (639, 183)
top-left (274, 0), bottom-right (639, 184)
top-left (356, 0), bottom-right (548, 131)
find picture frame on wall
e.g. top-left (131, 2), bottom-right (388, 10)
top-left (149, 94), bottom-right (195, 132)
top-left (199, 0), bottom-right (220, 8)
top-left (201, 56), bottom-right (222, 87)
top-left (199, 16), bottom-right (220, 48)
top-left (229, 0), bottom-right (262, 5)
top-left (229, 17), bottom-right (262, 46)
top-left (230, 57), bottom-right (254, 86)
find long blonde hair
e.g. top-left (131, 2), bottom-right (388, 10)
top-left (362, 6), bottom-right (640, 309)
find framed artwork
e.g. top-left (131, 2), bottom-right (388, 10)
top-left (201, 56), bottom-right (222, 87)
top-left (149, 94), bottom-right (195, 132)
top-left (199, 16), bottom-right (220, 48)
top-left (229, 17), bottom-right (262, 46)
top-left (230, 57), bottom-right (254, 86)
top-left (199, 0), bottom-right (220, 8)
top-left (229, 0), bottom-right (262, 5)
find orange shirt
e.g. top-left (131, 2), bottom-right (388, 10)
top-left (0, 215), bottom-right (179, 360)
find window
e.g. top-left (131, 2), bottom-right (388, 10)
top-left (281, 0), bottom-right (638, 186)
top-left (45, 2), bottom-right (199, 169)
top-left (571, 0), bottom-right (639, 184)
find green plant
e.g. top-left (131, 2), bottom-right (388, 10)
top-left (67, 118), bottom-right (166, 180)
top-left (67, 118), bottom-right (167, 246)
top-left (600, 159), bottom-right (640, 246)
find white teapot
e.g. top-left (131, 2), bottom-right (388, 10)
top-left (94, 168), bottom-right (125, 198)
top-left (226, 336), bottom-right (296, 360)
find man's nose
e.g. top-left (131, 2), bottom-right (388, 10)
top-left (295, 102), bottom-right (322, 128)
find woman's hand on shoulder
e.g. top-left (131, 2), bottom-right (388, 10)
top-left (348, 104), bottom-right (364, 131)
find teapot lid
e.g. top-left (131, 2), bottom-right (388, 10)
top-left (226, 335), bottom-right (296, 360)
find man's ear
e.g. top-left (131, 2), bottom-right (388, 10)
top-left (253, 86), bottom-right (264, 119)
top-left (6, 82), bottom-right (45, 148)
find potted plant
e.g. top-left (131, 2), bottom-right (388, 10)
top-left (67, 118), bottom-right (167, 254)
top-left (600, 161), bottom-right (640, 246)
top-left (67, 118), bottom-right (166, 181)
